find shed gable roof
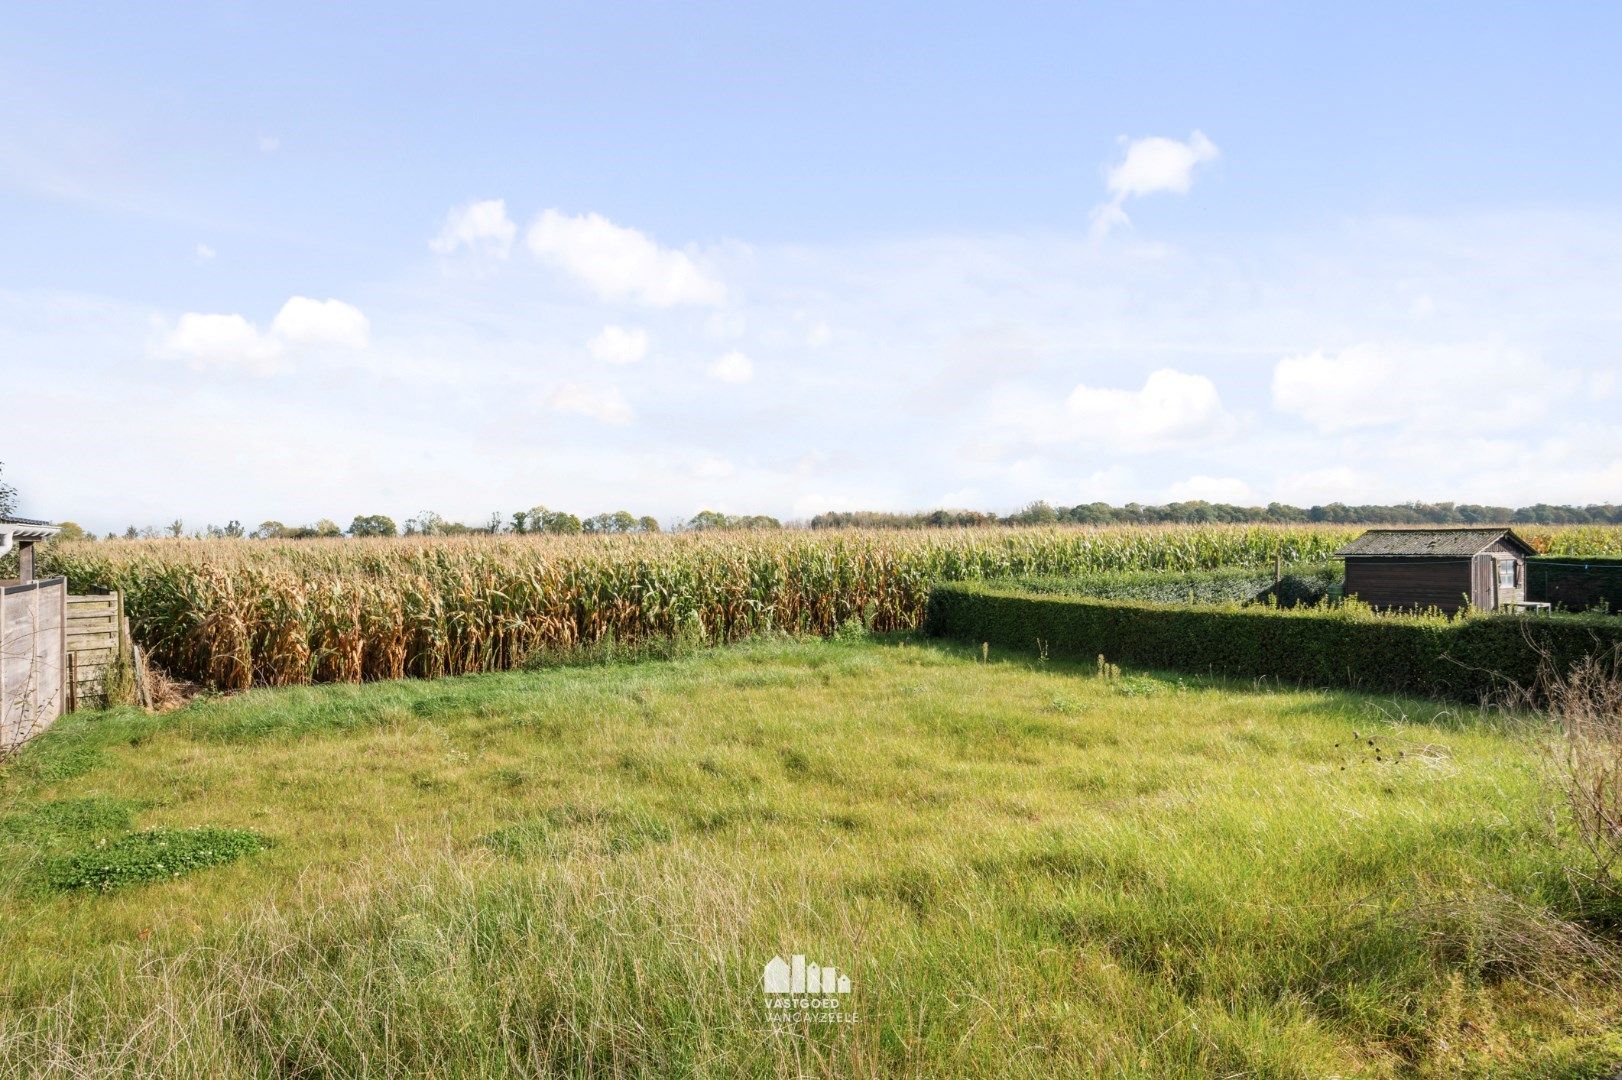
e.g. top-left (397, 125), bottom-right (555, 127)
top-left (1334, 527), bottom-right (1537, 559)
top-left (0, 516), bottom-right (61, 542)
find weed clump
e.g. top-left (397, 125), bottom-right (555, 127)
top-left (1543, 652), bottom-right (1622, 896)
top-left (44, 827), bottom-right (270, 893)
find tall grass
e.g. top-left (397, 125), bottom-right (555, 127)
top-left (1, 638), bottom-right (1619, 1076)
top-left (41, 525), bottom-right (1622, 690)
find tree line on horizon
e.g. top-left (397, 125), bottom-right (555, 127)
top-left (814, 500), bottom-right (1622, 528)
top-left (55, 507), bottom-right (788, 542)
top-left (6, 459), bottom-right (1618, 541)
top-left (40, 499), bottom-right (1622, 544)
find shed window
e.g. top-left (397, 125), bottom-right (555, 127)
top-left (1497, 560), bottom-right (1517, 588)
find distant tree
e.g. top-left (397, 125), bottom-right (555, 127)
top-left (529, 506), bottom-right (582, 535)
top-left (509, 510), bottom-right (530, 534)
top-left (686, 509), bottom-right (730, 531)
top-left (486, 512), bottom-right (504, 534)
top-left (686, 510), bottom-right (781, 531)
top-left (311, 518), bottom-right (343, 538)
top-left (253, 520), bottom-right (287, 539)
top-left (637, 515), bottom-right (661, 534)
top-left (124, 525), bottom-right (139, 540)
top-left (167, 519), bottom-right (185, 538)
top-left (0, 461), bottom-right (16, 518)
top-left (1010, 501), bottom-right (1059, 526)
top-left (404, 510), bottom-right (447, 537)
top-left (55, 521), bottom-right (87, 542)
top-left (348, 514), bottom-right (398, 538)
top-left (548, 512), bottom-right (582, 535)
top-left (222, 520), bottom-right (245, 538)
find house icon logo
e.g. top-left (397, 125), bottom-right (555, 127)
top-left (763, 954), bottom-right (852, 997)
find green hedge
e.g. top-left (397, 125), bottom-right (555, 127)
top-left (926, 582), bottom-right (1622, 701)
top-left (1009, 562), bottom-right (1342, 607)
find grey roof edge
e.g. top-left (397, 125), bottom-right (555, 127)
top-left (1333, 527), bottom-right (1538, 558)
top-left (0, 516), bottom-right (61, 540)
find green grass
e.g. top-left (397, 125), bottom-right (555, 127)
top-left (0, 635), bottom-right (1618, 1077)
top-left (42, 827), bottom-right (271, 893)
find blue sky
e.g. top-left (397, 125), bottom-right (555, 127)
top-left (4, 3), bottom-right (1620, 531)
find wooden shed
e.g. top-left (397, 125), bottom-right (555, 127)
top-left (1335, 527), bottom-right (1537, 614)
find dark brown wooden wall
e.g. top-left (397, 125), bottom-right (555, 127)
top-left (1344, 557), bottom-right (1473, 613)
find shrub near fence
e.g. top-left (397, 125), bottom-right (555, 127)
top-left (926, 581), bottom-right (1622, 701)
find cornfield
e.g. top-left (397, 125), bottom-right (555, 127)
top-left (41, 525), bottom-right (1622, 690)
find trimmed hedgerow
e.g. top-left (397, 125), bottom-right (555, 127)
top-left (44, 827), bottom-right (270, 893)
top-left (1007, 562), bottom-right (1342, 608)
top-left (926, 582), bottom-right (1622, 701)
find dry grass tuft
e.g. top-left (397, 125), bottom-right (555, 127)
top-left (1544, 651), bottom-right (1622, 889)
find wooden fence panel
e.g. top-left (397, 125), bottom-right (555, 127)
top-left (66, 591), bottom-right (122, 709)
top-left (1, 577), bottom-right (67, 751)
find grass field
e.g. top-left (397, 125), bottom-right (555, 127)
top-left (2, 635), bottom-right (1619, 1077)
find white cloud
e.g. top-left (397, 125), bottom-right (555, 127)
top-left (157, 313), bottom-right (284, 375)
top-left (525, 209), bottom-right (726, 307)
top-left (271, 297), bottom-right (371, 349)
top-left (194, 243), bottom-right (216, 262)
top-left (1065, 368), bottom-right (1229, 446)
top-left (708, 350), bottom-right (753, 383)
top-left (588, 324), bottom-right (649, 365)
top-left (430, 198), bottom-right (516, 257)
top-left (806, 320), bottom-right (832, 347)
top-left (153, 296), bottom-right (369, 376)
top-left (549, 383), bottom-right (633, 425)
top-left (1164, 475), bottom-right (1257, 504)
top-left (1092, 131), bottom-right (1218, 236)
top-left (1272, 341), bottom-right (1560, 433)
top-left (1108, 131), bottom-right (1219, 199)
